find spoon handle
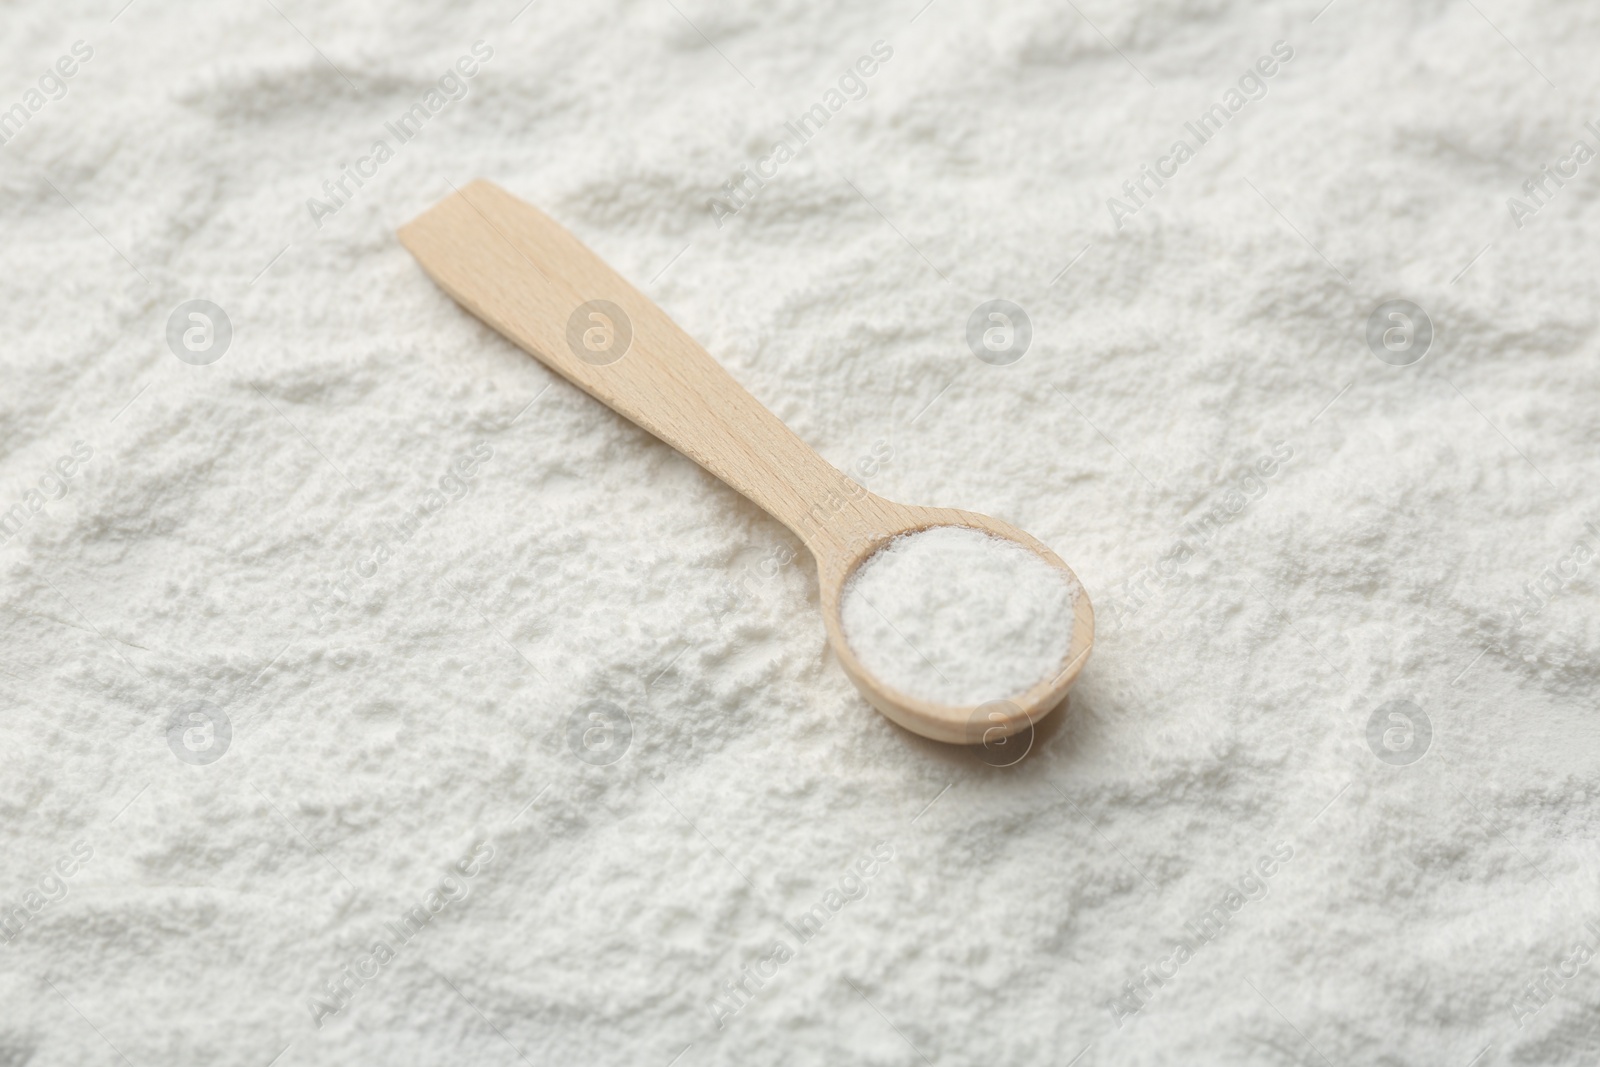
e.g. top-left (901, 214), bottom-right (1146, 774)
top-left (400, 180), bottom-right (871, 561)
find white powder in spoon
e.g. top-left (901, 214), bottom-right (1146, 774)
top-left (841, 526), bottom-right (1079, 706)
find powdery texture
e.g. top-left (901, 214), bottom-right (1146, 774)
top-left (3, 1), bottom-right (1600, 1065)
top-left (841, 526), bottom-right (1078, 706)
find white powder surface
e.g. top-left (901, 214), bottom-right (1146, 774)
top-left (841, 526), bottom-right (1078, 706)
top-left (4, 1), bottom-right (1600, 1066)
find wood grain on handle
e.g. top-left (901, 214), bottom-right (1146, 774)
top-left (398, 180), bottom-right (872, 558)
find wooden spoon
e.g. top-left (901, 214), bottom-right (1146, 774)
top-left (398, 180), bottom-right (1093, 745)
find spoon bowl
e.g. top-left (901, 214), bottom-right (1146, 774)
top-left (399, 180), bottom-right (1095, 744)
top-left (816, 499), bottom-right (1093, 744)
